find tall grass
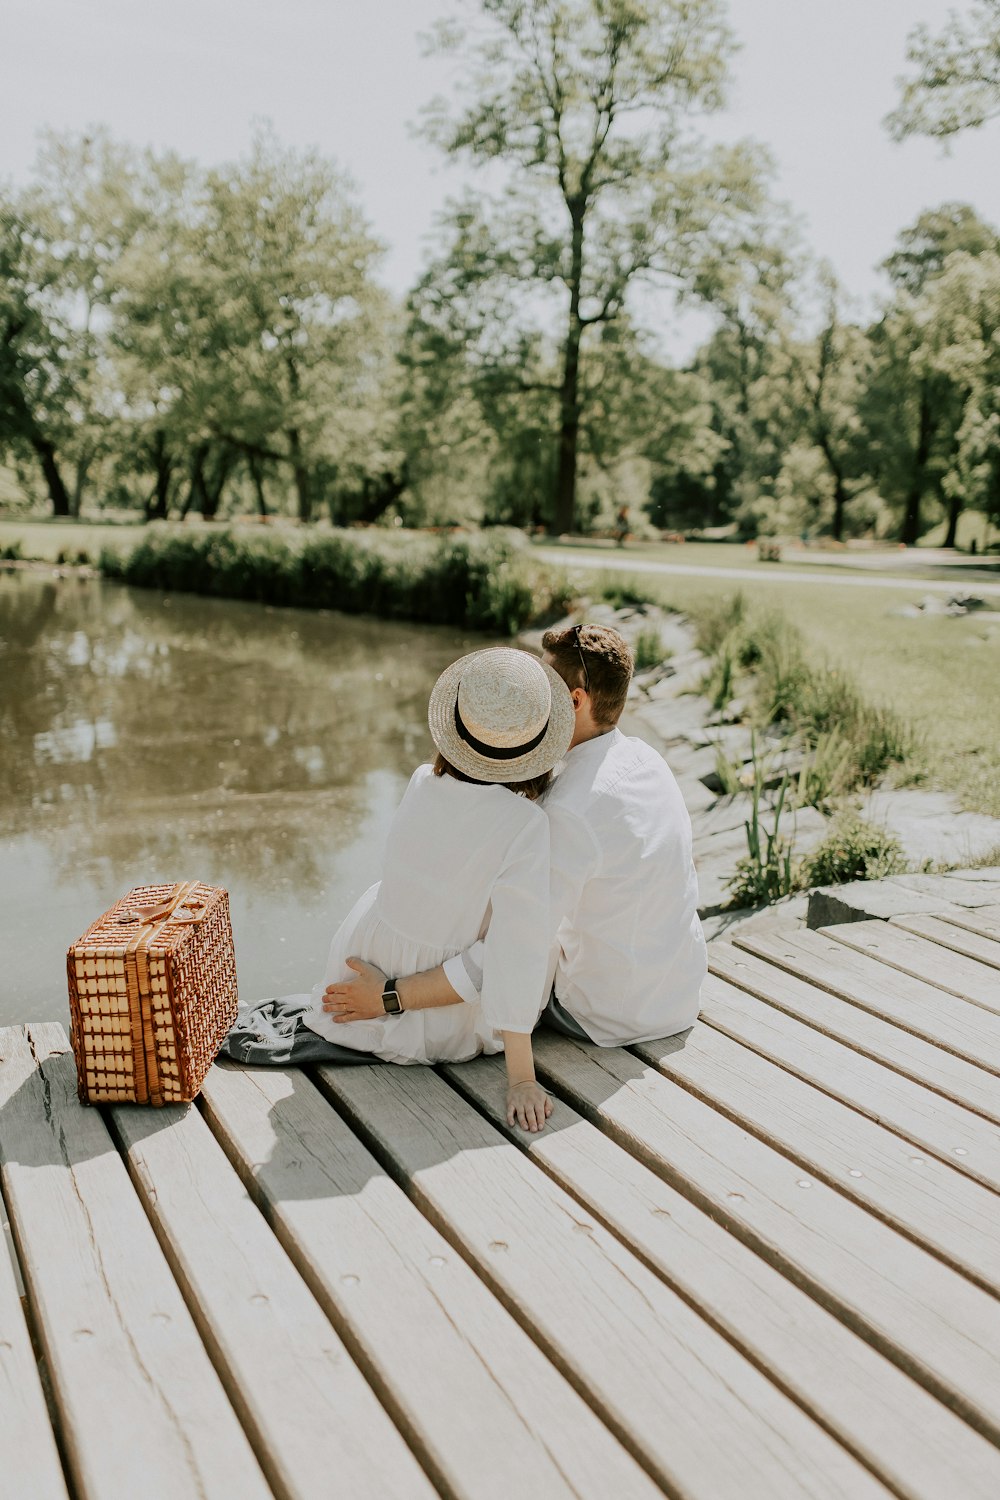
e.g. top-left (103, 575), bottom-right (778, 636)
top-left (99, 527), bottom-right (572, 635)
top-left (693, 600), bottom-right (915, 795)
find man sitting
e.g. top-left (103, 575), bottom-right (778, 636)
top-left (324, 623), bottom-right (706, 1046)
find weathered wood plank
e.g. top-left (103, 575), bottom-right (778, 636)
top-left (0, 1025), bottom-right (271, 1500)
top-left (892, 914), bottom-right (1000, 972)
top-left (110, 1090), bottom-right (435, 1500)
top-left (199, 1061), bottom-right (656, 1500)
top-left (697, 973), bottom-right (1000, 1193)
top-left (709, 942), bottom-right (1000, 1123)
top-left (938, 904), bottom-right (1000, 942)
top-left (442, 1053), bottom-right (1000, 1500)
top-left (0, 1177), bottom-right (70, 1500)
top-left (632, 1019), bottom-right (1000, 1295)
top-left (319, 1061), bottom-right (893, 1500)
top-left (822, 921), bottom-right (1000, 1015)
top-left (528, 1031), bottom-right (1000, 1444)
top-left (736, 930), bottom-right (1000, 1073)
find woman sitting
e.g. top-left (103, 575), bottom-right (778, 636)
top-left (222, 646), bottom-right (573, 1132)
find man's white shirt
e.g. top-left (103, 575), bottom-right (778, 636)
top-left (443, 727), bottom-right (706, 1045)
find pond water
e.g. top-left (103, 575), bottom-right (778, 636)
top-left (0, 571), bottom-right (488, 1028)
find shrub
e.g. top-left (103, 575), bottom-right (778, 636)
top-left (633, 628), bottom-right (670, 670)
top-left (99, 526), bottom-right (568, 635)
top-left (0, 540), bottom-right (24, 561)
top-left (801, 814), bottom-right (907, 887)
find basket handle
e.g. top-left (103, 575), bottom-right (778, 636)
top-left (128, 884), bottom-right (208, 926)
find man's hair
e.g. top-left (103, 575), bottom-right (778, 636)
top-left (541, 623), bottom-right (633, 727)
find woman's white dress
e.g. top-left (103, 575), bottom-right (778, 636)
top-left (300, 764), bottom-right (551, 1064)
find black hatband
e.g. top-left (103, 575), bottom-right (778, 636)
top-left (454, 700), bottom-right (549, 761)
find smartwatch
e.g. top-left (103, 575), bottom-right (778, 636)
top-left (382, 978), bottom-right (403, 1015)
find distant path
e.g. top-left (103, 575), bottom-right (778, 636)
top-left (534, 548), bottom-right (1000, 597)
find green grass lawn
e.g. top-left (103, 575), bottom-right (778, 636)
top-left (590, 563), bottom-right (1000, 820)
top-left (0, 516), bottom-right (150, 560)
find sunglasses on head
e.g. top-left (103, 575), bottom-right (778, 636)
top-left (572, 623), bottom-right (591, 693)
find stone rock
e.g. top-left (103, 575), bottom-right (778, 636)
top-left (636, 695), bottom-right (714, 745)
top-left (702, 893), bottom-right (810, 945)
top-left (860, 788), bottom-right (1000, 868)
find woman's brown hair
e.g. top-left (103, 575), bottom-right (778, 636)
top-left (433, 753), bottom-right (552, 801)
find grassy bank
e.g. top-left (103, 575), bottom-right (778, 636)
top-left (96, 525), bottom-right (570, 635)
top-left (593, 564), bottom-right (1000, 819)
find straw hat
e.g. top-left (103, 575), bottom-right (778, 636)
top-left (428, 647), bottom-right (575, 783)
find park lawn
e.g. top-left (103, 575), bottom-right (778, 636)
top-left (0, 516), bottom-right (150, 560)
top-left (591, 563), bottom-right (1000, 820)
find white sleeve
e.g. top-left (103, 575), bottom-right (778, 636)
top-left (445, 802), bottom-right (601, 1009)
top-left (479, 813), bottom-right (552, 1034)
top-left (442, 949), bottom-right (483, 1004)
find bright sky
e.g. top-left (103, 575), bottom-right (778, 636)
top-left (2, 0), bottom-right (997, 356)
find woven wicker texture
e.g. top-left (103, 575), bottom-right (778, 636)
top-left (67, 882), bottom-right (238, 1106)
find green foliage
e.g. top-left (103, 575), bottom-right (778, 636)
top-left (727, 759), bottom-right (798, 909)
top-left (600, 582), bottom-right (655, 609)
top-left (794, 730), bottom-right (856, 810)
top-left (633, 628), bottom-right (671, 670)
top-left (888, 2), bottom-right (1000, 140)
top-left (802, 814), bottom-right (907, 887)
top-left (0, 539), bottom-right (23, 561)
top-left (99, 527), bottom-right (567, 635)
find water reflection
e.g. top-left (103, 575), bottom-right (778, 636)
top-left (0, 572), bottom-right (489, 1026)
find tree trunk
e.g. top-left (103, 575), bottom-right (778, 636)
top-left (202, 448), bottom-right (233, 519)
top-left (71, 452), bottom-right (91, 518)
top-left (249, 455), bottom-right (269, 517)
top-left (552, 207), bottom-right (585, 535)
top-left (900, 384), bottom-right (933, 546)
top-left (943, 492), bottom-right (963, 549)
top-left (287, 428), bottom-right (312, 523)
top-left (146, 431), bottom-right (172, 521)
top-left (32, 436), bottom-right (71, 516)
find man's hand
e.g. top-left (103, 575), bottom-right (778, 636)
top-left (322, 958), bottom-right (387, 1023)
top-left (506, 1080), bottom-right (552, 1134)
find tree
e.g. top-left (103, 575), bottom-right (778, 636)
top-left (888, 0), bottom-right (1000, 140)
top-left (0, 196), bottom-right (75, 514)
top-left (865, 207), bottom-right (1000, 544)
top-left (798, 272), bottom-right (872, 543)
top-left (424, 0), bottom-right (764, 532)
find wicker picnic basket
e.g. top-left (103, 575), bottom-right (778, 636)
top-left (67, 881), bottom-right (239, 1106)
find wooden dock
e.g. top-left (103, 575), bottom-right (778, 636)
top-left (3, 907), bottom-right (1000, 1499)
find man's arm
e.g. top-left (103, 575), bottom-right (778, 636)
top-left (322, 957), bottom-right (464, 1023)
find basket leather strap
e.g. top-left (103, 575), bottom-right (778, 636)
top-left (125, 881), bottom-right (202, 1106)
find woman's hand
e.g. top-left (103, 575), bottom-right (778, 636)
top-left (322, 958), bottom-right (387, 1022)
top-left (506, 1080), bottom-right (552, 1133)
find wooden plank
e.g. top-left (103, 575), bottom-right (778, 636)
top-left (109, 1091), bottom-right (435, 1500)
top-left (528, 1031), bottom-right (1000, 1444)
top-left (0, 1182), bottom-right (70, 1500)
top-left (0, 1025), bottom-right (271, 1500)
top-left (199, 1060), bottom-right (657, 1500)
top-left (736, 929), bottom-right (1000, 1074)
top-left (442, 1053), bottom-right (1000, 1500)
top-left (893, 913), bottom-right (1000, 972)
top-left (709, 942), bottom-right (1000, 1123)
top-left (632, 1020), bottom-right (1000, 1296)
top-left (822, 921), bottom-right (1000, 1016)
top-left (938, 904), bottom-right (1000, 943)
top-left (697, 973), bottom-right (1000, 1193)
top-left (318, 1061), bottom-right (893, 1500)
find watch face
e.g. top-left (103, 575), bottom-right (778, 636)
top-left (383, 987), bottom-right (402, 1014)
